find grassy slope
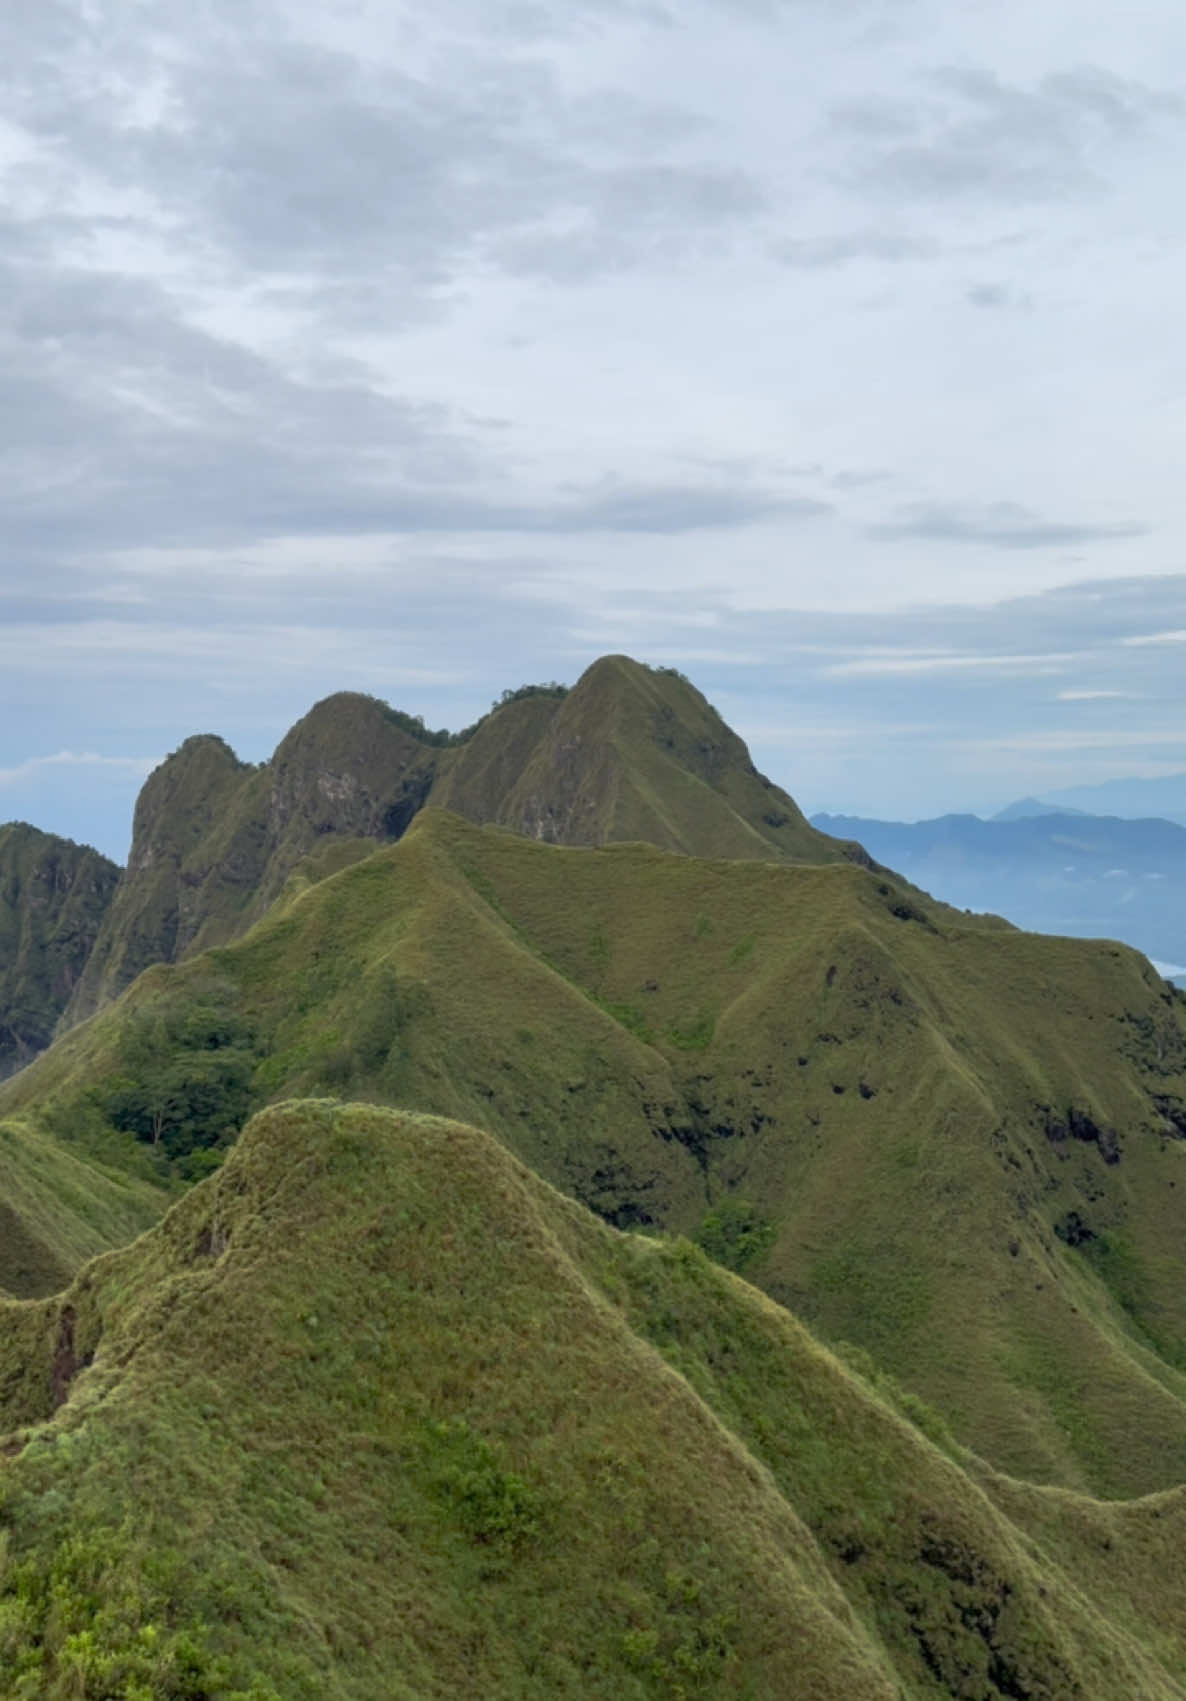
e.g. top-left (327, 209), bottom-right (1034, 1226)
top-left (0, 826), bottom-right (120, 1078)
top-left (0, 1117), bottom-right (170, 1299)
top-left (2, 1099), bottom-right (1185, 1701)
top-left (60, 658), bottom-right (865, 1029)
top-left (8, 810), bottom-right (1186, 1498)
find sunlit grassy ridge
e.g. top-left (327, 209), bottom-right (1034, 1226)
top-left (10, 808), bottom-right (1186, 1499)
top-left (4, 1099), bottom-right (1186, 1700)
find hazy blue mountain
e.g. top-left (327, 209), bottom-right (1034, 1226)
top-left (992, 796), bottom-right (1088, 822)
top-left (1004, 772), bottom-right (1186, 826)
top-left (811, 809), bottom-right (1186, 974)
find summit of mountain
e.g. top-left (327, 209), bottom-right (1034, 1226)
top-left (436, 656), bottom-right (856, 864)
top-left (59, 657), bottom-right (868, 1030)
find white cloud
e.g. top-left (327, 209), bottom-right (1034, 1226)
top-left (1056, 688), bottom-right (1139, 700)
top-left (0, 751), bottom-right (160, 788)
top-left (823, 650), bottom-right (1077, 678)
top-left (2, 0), bottom-right (1186, 837)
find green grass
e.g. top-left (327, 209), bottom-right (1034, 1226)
top-left (3, 1100), bottom-right (1186, 1699)
top-left (0, 1118), bottom-right (170, 1299)
top-left (8, 807), bottom-right (1186, 1498)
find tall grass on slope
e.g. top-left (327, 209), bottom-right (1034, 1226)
top-left (3, 1101), bottom-right (1186, 1699)
top-left (6, 810), bottom-right (1186, 1496)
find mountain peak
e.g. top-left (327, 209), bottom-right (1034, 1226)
top-left (42, 657), bottom-right (868, 1034)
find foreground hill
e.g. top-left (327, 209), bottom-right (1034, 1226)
top-left (4, 1099), bottom-right (1186, 1700)
top-left (813, 808), bottom-right (1186, 970)
top-left (10, 808), bottom-right (1186, 1499)
top-left (0, 824), bottom-right (120, 1079)
top-left (63, 657), bottom-right (865, 1028)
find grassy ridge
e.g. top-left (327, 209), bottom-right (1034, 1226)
top-left (3, 1100), bottom-right (1186, 1699)
top-left (8, 809), bottom-right (1186, 1498)
top-left (61, 657), bottom-right (864, 1026)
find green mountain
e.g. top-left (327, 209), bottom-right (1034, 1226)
top-left (62, 657), bottom-right (865, 1030)
top-left (4, 1098), bottom-right (1186, 1700)
top-left (0, 824), bottom-right (120, 1080)
top-left (8, 658), bottom-right (1186, 1695)
top-left (10, 806), bottom-right (1186, 1502)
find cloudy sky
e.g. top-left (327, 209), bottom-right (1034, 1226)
top-left (4, 0), bottom-right (1185, 858)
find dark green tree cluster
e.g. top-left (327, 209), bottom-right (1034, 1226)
top-left (693, 1198), bottom-right (776, 1274)
top-left (364, 683), bottom-right (570, 753)
top-left (105, 988), bottom-right (258, 1173)
top-left (492, 682), bottom-right (569, 709)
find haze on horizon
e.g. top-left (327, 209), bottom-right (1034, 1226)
top-left (3, 0), bottom-right (1185, 860)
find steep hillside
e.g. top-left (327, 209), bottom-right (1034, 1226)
top-left (813, 808), bottom-right (1186, 967)
top-left (3, 1099), bottom-right (1186, 1700)
top-left (0, 1115), bottom-right (169, 1299)
top-left (63, 703), bottom-right (438, 1027)
top-left (0, 824), bottom-right (120, 1079)
top-left (61, 658), bottom-right (864, 1029)
top-left (12, 810), bottom-right (1186, 1498)
top-left (433, 655), bottom-right (855, 865)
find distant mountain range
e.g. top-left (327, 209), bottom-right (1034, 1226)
top-left (1002, 771), bottom-right (1186, 826)
top-left (812, 808), bottom-right (1186, 978)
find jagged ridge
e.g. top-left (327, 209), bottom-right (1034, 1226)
top-left (60, 657), bottom-right (866, 1028)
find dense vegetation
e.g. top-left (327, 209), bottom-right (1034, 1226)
top-left (4, 1101), bottom-right (1186, 1700)
top-left (5, 804), bottom-right (1186, 1503)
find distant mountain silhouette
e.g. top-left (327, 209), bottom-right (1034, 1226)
top-left (1002, 771), bottom-right (1186, 826)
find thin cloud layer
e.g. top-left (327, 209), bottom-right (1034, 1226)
top-left (2, 0), bottom-right (1185, 851)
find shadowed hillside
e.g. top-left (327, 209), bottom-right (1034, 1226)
top-left (4, 1099), bottom-right (1186, 1699)
top-left (61, 658), bottom-right (865, 1032)
top-left (11, 809), bottom-right (1186, 1498)
top-left (0, 825), bottom-right (120, 1080)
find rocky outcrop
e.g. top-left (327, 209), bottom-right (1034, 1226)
top-left (0, 824), bottom-right (120, 1077)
